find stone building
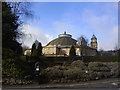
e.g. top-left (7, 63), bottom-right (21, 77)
top-left (42, 32), bottom-right (98, 56)
top-left (24, 49), bottom-right (31, 56)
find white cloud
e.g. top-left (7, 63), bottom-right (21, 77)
top-left (18, 24), bottom-right (53, 48)
top-left (98, 26), bottom-right (118, 50)
top-left (53, 21), bottom-right (76, 35)
top-left (80, 8), bottom-right (118, 50)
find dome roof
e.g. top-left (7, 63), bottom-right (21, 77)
top-left (47, 37), bottom-right (77, 46)
top-left (47, 32), bottom-right (77, 46)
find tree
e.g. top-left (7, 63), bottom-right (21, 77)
top-left (2, 2), bottom-right (34, 83)
top-left (8, 2), bottom-right (32, 18)
top-left (2, 1), bottom-right (33, 55)
top-left (38, 43), bottom-right (42, 56)
top-left (69, 45), bottom-right (76, 57)
top-left (2, 2), bottom-right (22, 54)
top-left (114, 45), bottom-right (119, 51)
top-left (31, 43), bottom-right (36, 55)
top-left (77, 35), bottom-right (88, 46)
top-left (77, 36), bottom-right (88, 59)
top-left (31, 41), bottom-right (42, 57)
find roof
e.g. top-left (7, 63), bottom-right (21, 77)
top-left (91, 34), bottom-right (97, 39)
top-left (47, 37), bottom-right (77, 46)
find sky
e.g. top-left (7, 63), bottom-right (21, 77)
top-left (19, 2), bottom-right (118, 51)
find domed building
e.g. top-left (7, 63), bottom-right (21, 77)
top-left (42, 32), bottom-right (98, 56)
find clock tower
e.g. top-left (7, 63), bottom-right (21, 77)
top-left (91, 34), bottom-right (98, 49)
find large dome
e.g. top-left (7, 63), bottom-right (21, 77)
top-left (47, 32), bottom-right (77, 46)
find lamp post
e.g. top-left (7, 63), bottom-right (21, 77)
top-left (34, 61), bottom-right (41, 84)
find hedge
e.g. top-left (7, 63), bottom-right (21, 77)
top-left (44, 56), bottom-right (119, 63)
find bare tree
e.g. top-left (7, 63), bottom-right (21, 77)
top-left (6, 1), bottom-right (34, 47)
top-left (77, 35), bottom-right (88, 46)
top-left (77, 35), bottom-right (89, 60)
top-left (114, 45), bottom-right (119, 51)
top-left (7, 1), bottom-right (33, 20)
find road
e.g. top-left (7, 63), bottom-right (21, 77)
top-left (2, 78), bottom-right (120, 89)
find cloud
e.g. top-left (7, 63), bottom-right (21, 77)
top-left (52, 21), bottom-right (76, 36)
top-left (80, 8), bottom-right (118, 50)
top-left (98, 26), bottom-right (118, 50)
top-left (18, 24), bottom-right (53, 48)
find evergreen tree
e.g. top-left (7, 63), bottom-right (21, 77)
top-left (2, 2), bottom-right (33, 82)
top-left (31, 41), bottom-right (42, 57)
top-left (2, 2), bottom-right (22, 54)
top-left (38, 43), bottom-right (42, 56)
top-left (31, 43), bottom-right (36, 55)
top-left (69, 45), bottom-right (76, 57)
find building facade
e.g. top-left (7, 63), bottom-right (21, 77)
top-left (42, 32), bottom-right (98, 56)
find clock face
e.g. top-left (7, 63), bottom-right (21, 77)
top-left (93, 39), bottom-right (96, 42)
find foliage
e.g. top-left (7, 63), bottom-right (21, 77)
top-left (2, 2), bottom-right (34, 85)
top-left (63, 68), bottom-right (86, 81)
top-left (31, 42), bottom-right (42, 57)
top-left (3, 58), bottom-right (24, 78)
top-left (83, 56), bottom-right (119, 62)
top-left (3, 55), bottom-right (35, 80)
top-left (40, 61), bottom-right (120, 83)
top-left (88, 62), bottom-right (111, 79)
top-left (2, 48), bottom-right (15, 59)
top-left (77, 35), bottom-right (88, 46)
top-left (31, 43), bottom-right (36, 55)
top-left (38, 43), bottom-right (42, 56)
top-left (31, 48), bottom-right (38, 57)
top-left (2, 2), bottom-right (22, 54)
top-left (41, 60), bottom-right (89, 83)
top-left (71, 60), bottom-right (85, 69)
top-left (8, 2), bottom-right (33, 18)
top-left (69, 45), bottom-right (76, 57)
top-left (110, 62), bottom-right (120, 77)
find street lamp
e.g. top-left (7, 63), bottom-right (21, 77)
top-left (34, 61), bottom-right (41, 84)
top-left (36, 66), bottom-right (40, 72)
top-left (85, 70), bottom-right (88, 74)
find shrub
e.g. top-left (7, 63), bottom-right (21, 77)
top-left (42, 61), bottom-right (89, 83)
top-left (63, 68), bottom-right (84, 80)
top-left (111, 62), bottom-right (120, 77)
top-left (3, 56), bottom-right (34, 81)
top-left (71, 60), bottom-right (85, 69)
top-left (88, 62), bottom-right (111, 79)
top-left (2, 48), bottom-right (15, 59)
top-left (44, 66), bottom-right (64, 82)
top-left (2, 58), bottom-right (24, 78)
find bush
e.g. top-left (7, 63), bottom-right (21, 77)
top-left (111, 62), bottom-right (120, 77)
top-left (88, 62), bottom-right (111, 79)
top-left (83, 56), bottom-right (119, 62)
top-left (2, 48), bottom-right (15, 59)
top-left (40, 61), bottom-right (120, 83)
top-left (2, 58), bottom-right (24, 78)
top-left (71, 60), bottom-right (85, 69)
top-left (41, 61), bottom-right (89, 83)
top-left (63, 68), bottom-right (85, 81)
top-left (3, 55), bottom-right (35, 81)
top-left (43, 66), bottom-right (64, 82)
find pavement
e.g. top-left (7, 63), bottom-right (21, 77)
top-left (2, 78), bottom-right (120, 89)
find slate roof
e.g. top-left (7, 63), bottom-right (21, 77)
top-left (47, 37), bottom-right (77, 46)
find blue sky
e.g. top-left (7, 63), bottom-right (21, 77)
top-left (20, 2), bottom-right (118, 50)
